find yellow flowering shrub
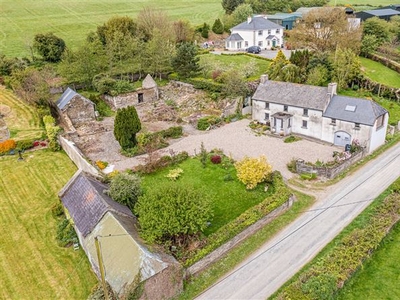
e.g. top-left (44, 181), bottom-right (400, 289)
top-left (165, 168), bottom-right (183, 181)
top-left (96, 160), bottom-right (108, 170)
top-left (235, 156), bottom-right (272, 189)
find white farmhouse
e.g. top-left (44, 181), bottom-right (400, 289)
top-left (252, 76), bottom-right (388, 153)
top-left (225, 16), bottom-right (284, 51)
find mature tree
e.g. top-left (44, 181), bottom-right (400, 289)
top-left (306, 65), bottom-right (329, 86)
top-left (33, 33), bottom-right (66, 62)
top-left (114, 105), bottom-right (141, 149)
top-left (58, 39), bottom-right (107, 88)
top-left (144, 29), bottom-right (175, 79)
top-left (0, 54), bottom-right (27, 76)
top-left (96, 16), bottom-right (138, 46)
top-left (362, 17), bottom-right (390, 47)
top-left (389, 15), bottom-right (400, 41)
top-left (245, 0), bottom-right (267, 13)
top-left (134, 183), bottom-right (213, 245)
top-left (137, 7), bottom-right (174, 42)
top-left (331, 48), bottom-right (361, 90)
top-left (280, 64), bottom-right (301, 83)
top-left (360, 34), bottom-right (379, 57)
top-left (106, 173), bottom-right (142, 210)
top-left (222, 14), bottom-right (236, 32)
top-left (267, 50), bottom-right (290, 81)
top-left (172, 42), bottom-right (201, 78)
top-left (212, 18), bottom-right (224, 34)
top-left (8, 67), bottom-right (51, 106)
top-left (201, 23), bottom-right (210, 39)
top-left (232, 3), bottom-right (254, 25)
top-left (220, 69), bottom-right (250, 97)
top-left (173, 20), bottom-right (195, 43)
top-left (222, 0), bottom-right (245, 14)
top-left (288, 7), bottom-right (361, 53)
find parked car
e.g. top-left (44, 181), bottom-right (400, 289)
top-left (246, 46), bottom-right (261, 54)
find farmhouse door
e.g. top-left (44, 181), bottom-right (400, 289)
top-left (334, 131), bottom-right (351, 147)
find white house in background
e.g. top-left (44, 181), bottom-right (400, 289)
top-left (225, 16), bottom-right (284, 51)
top-left (252, 76), bottom-right (389, 153)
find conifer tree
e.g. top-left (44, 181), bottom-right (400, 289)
top-left (212, 18), bottom-right (224, 34)
top-left (113, 106), bottom-right (141, 150)
top-left (171, 42), bottom-right (201, 78)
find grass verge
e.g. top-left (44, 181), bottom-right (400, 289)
top-left (176, 190), bottom-right (314, 300)
top-left (0, 150), bottom-right (97, 299)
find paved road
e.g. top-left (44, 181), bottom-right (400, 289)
top-left (196, 143), bottom-right (400, 300)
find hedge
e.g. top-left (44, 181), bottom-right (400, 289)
top-left (275, 188), bottom-right (400, 299)
top-left (184, 171), bottom-right (291, 266)
top-left (186, 78), bottom-right (223, 93)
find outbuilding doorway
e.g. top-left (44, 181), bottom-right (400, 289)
top-left (334, 131), bottom-right (351, 146)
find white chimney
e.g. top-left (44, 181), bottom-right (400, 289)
top-left (260, 74), bottom-right (268, 84)
top-left (247, 16), bottom-right (252, 23)
top-left (328, 82), bottom-right (337, 99)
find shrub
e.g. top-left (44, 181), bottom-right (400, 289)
top-left (284, 135), bottom-right (302, 143)
top-left (160, 126), bottom-right (183, 139)
top-left (114, 106), bottom-right (141, 150)
top-left (212, 18), bottom-right (224, 34)
top-left (135, 183), bottom-right (213, 245)
top-left (0, 139), bottom-right (17, 155)
top-left (200, 142), bottom-right (208, 167)
top-left (43, 115), bottom-right (61, 151)
top-left (165, 168), bottom-right (183, 181)
top-left (300, 172), bottom-right (317, 180)
top-left (197, 115), bottom-right (221, 130)
top-left (105, 172), bottom-right (142, 210)
top-left (287, 158), bottom-right (298, 173)
top-left (235, 156), bottom-right (273, 189)
top-left (210, 155), bottom-right (222, 164)
top-left (96, 160), bottom-right (108, 170)
top-left (56, 217), bottom-right (78, 247)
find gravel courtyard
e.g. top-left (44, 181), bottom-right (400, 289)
top-left (112, 119), bottom-right (341, 179)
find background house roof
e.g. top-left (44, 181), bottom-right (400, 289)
top-left (231, 17), bottom-right (284, 31)
top-left (252, 80), bottom-right (329, 111)
top-left (226, 33), bottom-right (244, 41)
top-left (358, 8), bottom-right (400, 17)
top-left (56, 87), bottom-right (94, 110)
top-left (60, 171), bottom-right (134, 237)
top-left (323, 95), bottom-right (388, 126)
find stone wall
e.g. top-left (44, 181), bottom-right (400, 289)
top-left (59, 136), bottom-right (100, 177)
top-left (103, 88), bottom-right (158, 110)
top-left (186, 195), bottom-right (295, 277)
top-left (296, 150), bottom-right (365, 179)
top-left (62, 96), bottom-right (96, 126)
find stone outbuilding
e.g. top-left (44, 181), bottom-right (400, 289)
top-left (56, 87), bottom-right (96, 129)
top-left (59, 170), bottom-right (182, 298)
top-left (104, 74), bottom-right (159, 110)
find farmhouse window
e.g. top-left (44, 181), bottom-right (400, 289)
top-left (258, 41), bottom-right (263, 47)
top-left (265, 102), bottom-right (270, 109)
top-left (245, 41), bottom-right (248, 47)
top-left (376, 115), bottom-right (384, 128)
top-left (303, 108), bottom-right (308, 116)
top-left (288, 118), bottom-right (291, 128)
top-left (258, 30), bottom-right (263, 35)
top-left (283, 105), bottom-right (288, 112)
top-left (265, 113), bottom-right (269, 120)
top-left (268, 30), bottom-right (271, 34)
top-left (331, 118), bottom-right (336, 125)
top-left (276, 29), bottom-right (280, 34)
top-left (355, 123), bottom-right (360, 129)
top-left (302, 120), bottom-right (308, 128)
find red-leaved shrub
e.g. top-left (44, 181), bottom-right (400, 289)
top-left (210, 155), bottom-right (221, 164)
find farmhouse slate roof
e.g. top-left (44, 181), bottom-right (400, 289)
top-left (56, 87), bottom-right (94, 110)
top-left (361, 8), bottom-right (400, 17)
top-left (252, 80), bottom-right (329, 111)
top-left (323, 96), bottom-right (388, 126)
top-left (231, 17), bottom-right (283, 31)
top-left (59, 171), bottom-right (134, 237)
top-left (226, 33), bottom-right (244, 41)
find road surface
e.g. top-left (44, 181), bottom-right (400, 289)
top-left (196, 144), bottom-right (400, 300)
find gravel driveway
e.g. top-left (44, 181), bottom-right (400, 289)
top-left (112, 119), bottom-right (340, 179)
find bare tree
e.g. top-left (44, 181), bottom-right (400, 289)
top-left (288, 7), bottom-right (361, 53)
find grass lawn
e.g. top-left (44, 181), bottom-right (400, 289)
top-left (199, 54), bottom-right (270, 81)
top-left (0, 0), bottom-right (223, 58)
top-left (0, 150), bottom-right (97, 299)
top-left (336, 221), bottom-right (400, 300)
top-left (0, 87), bottom-right (44, 140)
top-left (359, 57), bottom-right (400, 88)
top-left (140, 156), bottom-right (271, 235)
top-left (328, 0), bottom-right (393, 9)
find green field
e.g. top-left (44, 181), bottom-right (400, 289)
top-left (336, 221), bottom-right (400, 300)
top-left (0, 0), bottom-right (223, 58)
top-left (0, 150), bottom-right (97, 299)
top-left (328, 0), bottom-right (393, 8)
top-left (199, 54), bottom-right (270, 81)
top-left (0, 87), bottom-right (43, 140)
top-left (360, 57), bottom-right (400, 89)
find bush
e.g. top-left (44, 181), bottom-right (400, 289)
top-left (165, 168), bottom-right (183, 181)
top-left (160, 126), bottom-right (183, 139)
top-left (135, 183), bottom-right (213, 245)
top-left (284, 135), bottom-right (302, 143)
top-left (186, 78), bottom-right (223, 93)
top-left (16, 138), bottom-right (36, 151)
top-left (0, 139), bottom-right (16, 155)
top-left (105, 172), bottom-right (142, 211)
top-left (43, 115), bottom-right (61, 151)
top-left (235, 156), bottom-right (273, 189)
top-left (287, 158), bottom-right (298, 173)
top-left (197, 116), bottom-right (221, 130)
top-left (56, 217), bottom-right (78, 247)
top-left (210, 155), bottom-right (222, 164)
